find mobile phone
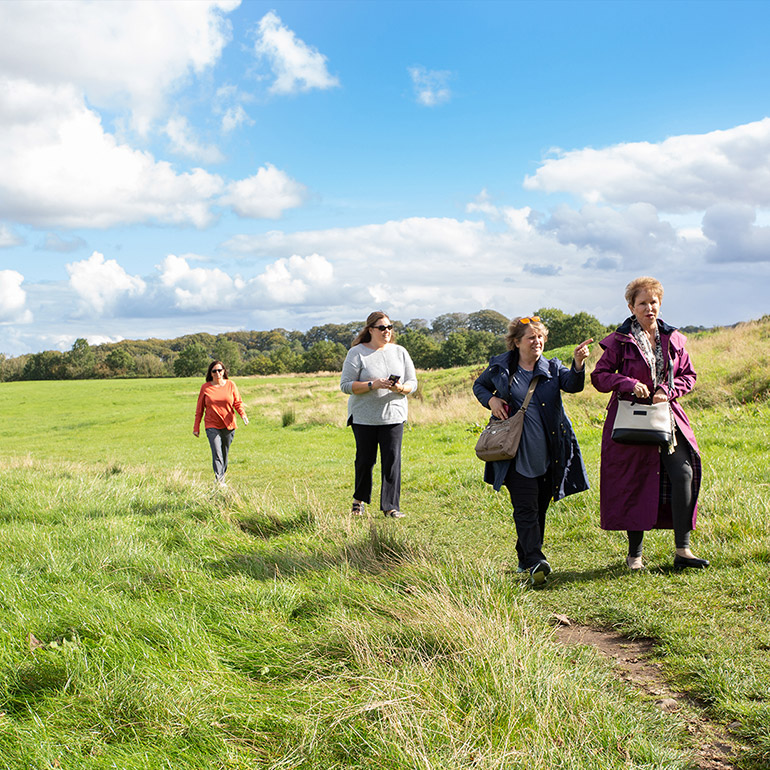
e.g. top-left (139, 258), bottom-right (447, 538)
top-left (388, 374), bottom-right (400, 385)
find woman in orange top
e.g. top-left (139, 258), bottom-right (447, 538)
top-left (193, 360), bottom-right (249, 486)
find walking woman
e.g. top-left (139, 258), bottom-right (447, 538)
top-left (591, 276), bottom-right (708, 570)
top-left (340, 311), bottom-right (417, 518)
top-left (193, 360), bottom-right (249, 487)
top-left (473, 316), bottom-right (591, 585)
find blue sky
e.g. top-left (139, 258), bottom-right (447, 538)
top-left (1, 0), bottom-right (769, 355)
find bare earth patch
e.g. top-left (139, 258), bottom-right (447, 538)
top-left (553, 621), bottom-right (746, 770)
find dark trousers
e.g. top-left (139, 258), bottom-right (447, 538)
top-left (351, 422), bottom-right (404, 512)
top-left (628, 430), bottom-right (694, 555)
top-left (505, 466), bottom-right (552, 569)
top-left (205, 428), bottom-right (234, 482)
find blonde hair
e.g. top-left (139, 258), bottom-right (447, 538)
top-left (625, 276), bottom-right (664, 307)
top-left (352, 311), bottom-right (394, 346)
top-left (505, 316), bottom-right (549, 351)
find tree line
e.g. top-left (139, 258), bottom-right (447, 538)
top-left (0, 308), bottom-right (613, 382)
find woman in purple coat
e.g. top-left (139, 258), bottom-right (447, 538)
top-left (592, 276), bottom-right (708, 571)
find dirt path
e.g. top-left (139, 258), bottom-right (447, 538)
top-left (553, 621), bottom-right (746, 770)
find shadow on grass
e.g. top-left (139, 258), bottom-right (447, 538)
top-left (235, 510), bottom-right (314, 539)
top-left (206, 523), bottom-right (429, 582)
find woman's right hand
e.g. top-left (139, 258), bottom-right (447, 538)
top-left (632, 381), bottom-right (650, 399)
top-left (193, 430), bottom-right (199, 438)
top-left (371, 377), bottom-right (394, 390)
top-left (488, 396), bottom-right (509, 420)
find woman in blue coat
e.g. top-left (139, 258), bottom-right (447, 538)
top-left (473, 316), bottom-right (592, 585)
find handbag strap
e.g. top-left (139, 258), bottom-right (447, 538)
top-left (505, 370), bottom-right (539, 413)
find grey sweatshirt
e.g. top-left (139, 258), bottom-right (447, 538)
top-left (340, 343), bottom-right (418, 425)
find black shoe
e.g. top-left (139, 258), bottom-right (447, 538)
top-left (530, 560), bottom-right (551, 586)
top-left (673, 554), bottom-right (710, 570)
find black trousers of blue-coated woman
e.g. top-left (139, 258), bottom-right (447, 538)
top-left (627, 429), bottom-right (694, 556)
top-left (505, 466), bottom-right (553, 569)
top-left (351, 422), bottom-right (403, 512)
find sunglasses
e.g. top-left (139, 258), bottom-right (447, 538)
top-left (519, 316), bottom-right (540, 325)
top-left (211, 368), bottom-right (224, 373)
top-left (373, 324), bottom-right (394, 331)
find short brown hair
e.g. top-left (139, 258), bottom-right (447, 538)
top-left (505, 316), bottom-right (549, 351)
top-left (352, 311), bottom-right (394, 346)
top-left (205, 360), bottom-right (229, 382)
top-left (625, 276), bottom-right (664, 307)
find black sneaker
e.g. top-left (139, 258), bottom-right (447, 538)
top-left (530, 560), bottom-right (551, 586)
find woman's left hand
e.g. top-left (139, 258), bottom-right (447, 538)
top-left (573, 338), bottom-right (593, 370)
top-left (652, 390), bottom-right (668, 404)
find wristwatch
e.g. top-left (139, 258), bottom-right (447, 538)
top-left (367, 381), bottom-right (373, 390)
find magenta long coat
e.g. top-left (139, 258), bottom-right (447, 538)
top-left (591, 318), bottom-right (701, 531)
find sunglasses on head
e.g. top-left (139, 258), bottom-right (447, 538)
top-left (373, 324), bottom-right (394, 331)
top-left (519, 316), bottom-right (540, 325)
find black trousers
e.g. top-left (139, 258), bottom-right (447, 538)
top-left (505, 466), bottom-right (552, 569)
top-left (628, 430), bottom-right (694, 555)
top-left (351, 422), bottom-right (404, 512)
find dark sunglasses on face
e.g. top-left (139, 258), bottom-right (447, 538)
top-left (211, 368), bottom-right (224, 373)
top-left (373, 324), bottom-right (394, 331)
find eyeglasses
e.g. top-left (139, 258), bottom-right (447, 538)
top-left (519, 316), bottom-right (540, 325)
top-left (373, 324), bottom-right (394, 331)
top-left (211, 368), bottom-right (224, 373)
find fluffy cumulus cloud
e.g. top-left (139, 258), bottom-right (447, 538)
top-left (0, 0), bottom-right (239, 133)
top-left (0, 269), bottom-right (31, 323)
top-left (67, 251), bottom-right (147, 316)
top-left (253, 253), bottom-right (335, 305)
top-left (408, 66), bottom-right (452, 107)
top-left (255, 11), bottom-right (340, 94)
top-left (163, 116), bottom-right (224, 163)
top-left (702, 203), bottom-right (770, 263)
top-left (222, 164), bottom-right (308, 219)
top-left (524, 118), bottom-right (770, 213)
top-left (158, 254), bottom-right (244, 311)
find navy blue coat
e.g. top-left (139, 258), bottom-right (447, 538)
top-left (473, 350), bottom-right (590, 499)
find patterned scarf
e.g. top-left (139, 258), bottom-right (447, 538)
top-left (630, 318), bottom-right (676, 452)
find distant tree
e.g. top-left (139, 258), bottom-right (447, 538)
top-left (398, 330), bottom-right (441, 369)
top-left (468, 309), bottom-right (509, 335)
top-left (432, 312), bottom-right (470, 339)
top-left (438, 332), bottom-right (470, 367)
top-left (173, 343), bottom-right (208, 377)
top-left (1, 354), bottom-right (28, 382)
top-left (543, 311), bottom-right (609, 350)
top-left (134, 354), bottom-right (169, 378)
top-left (67, 338), bottom-right (95, 378)
top-left (213, 336), bottom-right (242, 374)
top-left (105, 348), bottom-right (136, 376)
top-left (405, 318), bottom-right (430, 333)
top-left (533, 307), bottom-right (568, 331)
top-left (302, 340), bottom-right (347, 372)
top-left (243, 353), bottom-right (280, 376)
top-left (302, 322), bottom-right (360, 349)
top-left (269, 345), bottom-right (305, 373)
top-left (22, 350), bottom-right (67, 380)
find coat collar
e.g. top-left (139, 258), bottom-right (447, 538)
top-left (615, 316), bottom-right (677, 337)
top-left (488, 350), bottom-right (553, 379)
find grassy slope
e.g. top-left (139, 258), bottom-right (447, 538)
top-left (0, 321), bottom-right (767, 768)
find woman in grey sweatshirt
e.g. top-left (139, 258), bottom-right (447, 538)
top-left (340, 311), bottom-right (418, 518)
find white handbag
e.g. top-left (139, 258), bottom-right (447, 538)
top-left (611, 400), bottom-right (672, 446)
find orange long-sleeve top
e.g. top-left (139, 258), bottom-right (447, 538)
top-left (194, 379), bottom-right (246, 432)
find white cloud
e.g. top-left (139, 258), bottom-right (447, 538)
top-left (222, 163), bottom-right (308, 218)
top-left (0, 0), bottom-right (239, 133)
top-left (254, 253), bottom-right (335, 304)
top-left (0, 270), bottom-right (31, 323)
top-left (0, 224), bottom-right (23, 248)
top-left (164, 116), bottom-right (224, 163)
top-left (0, 78), bottom-right (224, 228)
top-left (524, 118), bottom-right (770, 213)
top-left (467, 190), bottom-right (533, 233)
top-left (157, 254), bottom-right (244, 310)
top-left (254, 11), bottom-right (340, 94)
top-left (408, 66), bottom-right (452, 107)
top-left (702, 203), bottom-right (770, 263)
top-left (67, 251), bottom-right (146, 315)
top-left (222, 104), bottom-right (252, 133)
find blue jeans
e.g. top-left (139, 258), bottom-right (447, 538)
top-left (205, 428), bottom-right (234, 482)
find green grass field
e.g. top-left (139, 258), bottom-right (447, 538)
top-left (0, 322), bottom-right (768, 769)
